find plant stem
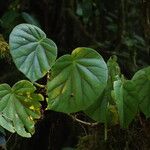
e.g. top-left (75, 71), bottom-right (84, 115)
top-left (34, 82), bottom-right (45, 88)
top-left (104, 121), bottom-right (108, 141)
top-left (70, 114), bottom-right (99, 127)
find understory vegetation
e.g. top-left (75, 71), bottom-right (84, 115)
top-left (0, 0), bottom-right (149, 150)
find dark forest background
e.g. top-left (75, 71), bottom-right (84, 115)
top-left (0, 0), bottom-right (150, 150)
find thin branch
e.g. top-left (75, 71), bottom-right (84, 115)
top-left (69, 114), bottom-right (99, 127)
top-left (6, 133), bottom-right (14, 144)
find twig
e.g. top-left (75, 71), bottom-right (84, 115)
top-left (6, 133), bottom-right (14, 144)
top-left (70, 114), bottom-right (99, 127)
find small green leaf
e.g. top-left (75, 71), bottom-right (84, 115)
top-left (47, 47), bottom-right (108, 113)
top-left (132, 66), bottom-right (150, 117)
top-left (9, 24), bottom-right (57, 82)
top-left (107, 56), bottom-right (121, 83)
top-left (0, 80), bottom-right (43, 137)
top-left (113, 79), bottom-right (138, 128)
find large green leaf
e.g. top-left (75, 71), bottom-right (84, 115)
top-left (113, 79), bottom-right (138, 128)
top-left (132, 66), bottom-right (150, 117)
top-left (84, 56), bottom-right (120, 123)
top-left (47, 47), bottom-right (108, 113)
top-left (0, 80), bottom-right (43, 137)
top-left (9, 24), bottom-right (57, 82)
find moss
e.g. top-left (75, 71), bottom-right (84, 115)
top-left (0, 34), bottom-right (9, 59)
top-left (76, 134), bottom-right (107, 150)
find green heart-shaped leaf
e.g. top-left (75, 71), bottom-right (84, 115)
top-left (47, 47), bottom-right (108, 113)
top-left (9, 24), bottom-right (57, 82)
top-left (0, 80), bottom-right (43, 137)
top-left (132, 66), bottom-right (150, 117)
top-left (113, 79), bottom-right (138, 128)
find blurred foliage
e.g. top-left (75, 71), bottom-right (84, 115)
top-left (0, 0), bottom-right (149, 76)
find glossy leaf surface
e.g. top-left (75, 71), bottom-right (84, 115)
top-left (9, 24), bottom-right (57, 82)
top-left (47, 47), bottom-right (108, 113)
